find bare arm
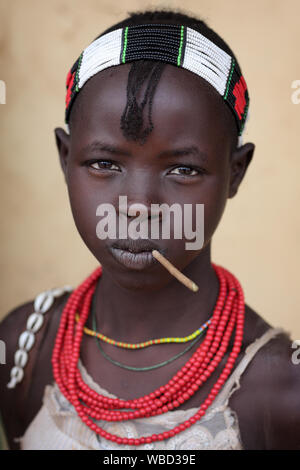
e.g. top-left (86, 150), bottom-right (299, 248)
top-left (0, 301), bottom-right (35, 449)
top-left (0, 291), bottom-right (70, 449)
top-left (262, 333), bottom-right (300, 450)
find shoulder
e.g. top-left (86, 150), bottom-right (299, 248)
top-left (0, 286), bottom-right (72, 449)
top-left (229, 303), bottom-right (299, 449)
top-left (260, 330), bottom-right (300, 449)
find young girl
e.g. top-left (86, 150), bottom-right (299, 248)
top-left (1, 9), bottom-right (299, 451)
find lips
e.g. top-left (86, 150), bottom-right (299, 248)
top-left (111, 239), bottom-right (160, 254)
top-left (108, 239), bottom-right (162, 270)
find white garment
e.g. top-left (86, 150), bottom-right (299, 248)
top-left (17, 327), bottom-right (284, 450)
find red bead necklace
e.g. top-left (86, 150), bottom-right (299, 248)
top-left (52, 263), bottom-right (245, 446)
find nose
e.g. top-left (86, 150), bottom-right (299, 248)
top-left (127, 203), bottom-right (150, 219)
top-left (117, 170), bottom-right (162, 221)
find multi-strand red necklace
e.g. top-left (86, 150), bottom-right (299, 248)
top-left (52, 263), bottom-right (244, 446)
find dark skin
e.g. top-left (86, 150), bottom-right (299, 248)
top-left (1, 63), bottom-right (300, 450)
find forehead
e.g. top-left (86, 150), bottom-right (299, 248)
top-left (70, 62), bottom-right (235, 153)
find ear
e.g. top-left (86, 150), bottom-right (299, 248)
top-left (228, 142), bottom-right (255, 198)
top-left (54, 127), bottom-right (71, 183)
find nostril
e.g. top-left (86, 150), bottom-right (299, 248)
top-left (118, 200), bottom-right (163, 220)
top-left (128, 203), bottom-right (149, 219)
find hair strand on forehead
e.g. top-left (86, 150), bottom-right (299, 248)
top-left (120, 60), bottom-right (167, 145)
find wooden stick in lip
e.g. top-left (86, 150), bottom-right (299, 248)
top-left (152, 250), bottom-right (199, 293)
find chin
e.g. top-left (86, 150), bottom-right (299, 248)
top-left (100, 259), bottom-right (171, 293)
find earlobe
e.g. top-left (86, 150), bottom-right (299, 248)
top-left (228, 143), bottom-right (255, 198)
top-left (54, 127), bottom-right (70, 182)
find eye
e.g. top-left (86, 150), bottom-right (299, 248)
top-left (88, 160), bottom-right (120, 171)
top-left (169, 166), bottom-right (202, 177)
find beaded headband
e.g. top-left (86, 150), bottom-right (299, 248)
top-left (65, 23), bottom-right (250, 145)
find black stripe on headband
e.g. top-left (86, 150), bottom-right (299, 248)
top-left (122, 24), bottom-right (182, 65)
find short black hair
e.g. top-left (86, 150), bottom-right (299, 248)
top-left (69, 8), bottom-right (241, 149)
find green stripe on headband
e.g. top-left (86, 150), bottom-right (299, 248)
top-left (177, 25), bottom-right (185, 66)
top-left (121, 26), bottom-right (129, 64)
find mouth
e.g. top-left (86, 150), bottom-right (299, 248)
top-left (108, 239), bottom-right (163, 270)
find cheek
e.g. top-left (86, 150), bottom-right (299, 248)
top-left (180, 172), bottom-right (229, 255)
top-left (202, 175), bottom-right (229, 243)
top-left (66, 171), bottom-right (110, 252)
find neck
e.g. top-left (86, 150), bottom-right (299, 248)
top-left (94, 242), bottom-right (219, 342)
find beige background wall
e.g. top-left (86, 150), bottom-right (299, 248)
top-left (0, 0), bottom-right (299, 336)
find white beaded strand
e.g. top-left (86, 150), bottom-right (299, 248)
top-left (78, 28), bottom-right (123, 90)
top-left (183, 27), bottom-right (232, 96)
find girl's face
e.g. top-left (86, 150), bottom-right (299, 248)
top-left (55, 63), bottom-right (253, 291)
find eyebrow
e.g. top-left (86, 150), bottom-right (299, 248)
top-left (81, 140), bottom-right (208, 162)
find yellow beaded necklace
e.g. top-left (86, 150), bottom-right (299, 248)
top-left (76, 312), bottom-right (212, 349)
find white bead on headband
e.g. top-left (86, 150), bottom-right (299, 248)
top-left (65, 23), bottom-right (250, 145)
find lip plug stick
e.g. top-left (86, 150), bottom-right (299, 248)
top-left (152, 250), bottom-right (199, 293)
